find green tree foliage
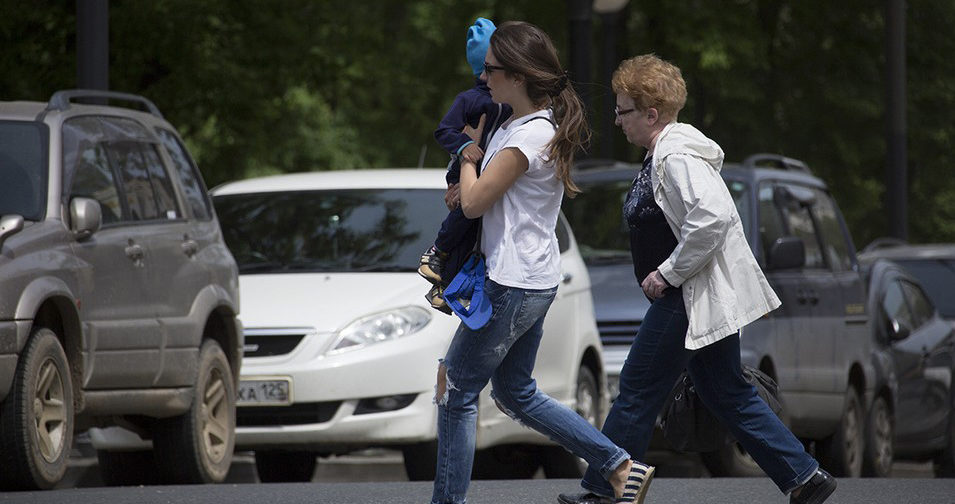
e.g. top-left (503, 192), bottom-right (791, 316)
top-left (1, 0), bottom-right (952, 244)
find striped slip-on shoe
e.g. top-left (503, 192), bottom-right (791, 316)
top-left (616, 460), bottom-right (655, 504)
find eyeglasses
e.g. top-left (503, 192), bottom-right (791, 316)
top-left (484, 62), bottom-right (507, 75)
top-left (614, 107), bottom-right (636, 118)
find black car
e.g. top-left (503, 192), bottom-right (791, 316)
top-left (564, 154), bottom-right (873, 477)
top-left (859, 244), bottom-right (955, 477)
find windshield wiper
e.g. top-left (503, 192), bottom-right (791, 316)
top-left (238, 261), bottom-right (285, 273)
top-left (585, 251), bottom-right (632, 265)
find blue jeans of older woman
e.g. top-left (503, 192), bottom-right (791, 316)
top-left (432, 278), bottom-right (630, 504)
top-left (580, 288), bottom-right (818, 497)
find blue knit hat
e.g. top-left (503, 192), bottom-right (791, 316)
top-left (466, 18), bottom-right (496, 76)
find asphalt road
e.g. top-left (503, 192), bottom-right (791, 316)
top-left (7, 477), bottom-right (955, 504)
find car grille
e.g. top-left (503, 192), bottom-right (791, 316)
top-left (242, 327), bottom-right (312, 357)
top-left (597, 320), bottom-right (640, 347)
top-left (237, 401), bottom-right (342, 426)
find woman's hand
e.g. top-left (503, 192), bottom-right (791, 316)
top-left (641, 270), bottom-right (670, 299)
top-left (444, 183), bottom-right (460, 211)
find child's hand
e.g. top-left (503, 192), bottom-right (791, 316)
top-left (445, 183), bottom-right (461, 210)
top-left (463, 113), bottom-right (486, 143)
top-left (461, 143), bottom-right (484, 164)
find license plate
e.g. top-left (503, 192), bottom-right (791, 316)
top-left (238, 378), bottom-right (292, 406)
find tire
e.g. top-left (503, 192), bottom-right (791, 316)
top-left (701, 441), bottom-right (765, 477)
top-left (0, 327), bottom-right (74, 490)
top-left (817, 388), bottom-right (864, 477)
top-left (541, 364), bottom-right (600, 478)
top-left (933, 396), bottom-right (955, 477)
top-left (97, 450), bottom-right (159, 486)
top-left (402, 441), bottom-right (437, 481)
top-left (254, 450), bottom-right (317, 482)
top-left (862, 395), bottom-right (894, 477)
top-left (153, 339), bottom-right (235, 484)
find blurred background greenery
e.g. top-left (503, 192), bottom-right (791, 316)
top-left (2, 0), bottom-right (953, 247)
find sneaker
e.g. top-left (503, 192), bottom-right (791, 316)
top-left (556, 492), bottom-right (615, 504)
top-left (418, 245), bottom-right (448, 285)
top-left (615, 460), bottom-right (654, 504)
top-left (790, 469), bottom-right (836, 504)
top-left (426, 284), bottom-right (452, 315)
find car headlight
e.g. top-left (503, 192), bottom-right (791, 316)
top-left (326, 306), bottom-right (432, 354)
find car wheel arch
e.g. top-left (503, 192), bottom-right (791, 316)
top-left (32, 297), bottom-right (84, 412)
top-left (201, 306), bottom-right (242, 387)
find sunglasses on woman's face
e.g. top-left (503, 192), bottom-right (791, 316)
top-left (484, 62), bottom-right (507, 75)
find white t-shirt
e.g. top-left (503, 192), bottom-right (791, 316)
top-left (479, 108), bottom-right (562, 289)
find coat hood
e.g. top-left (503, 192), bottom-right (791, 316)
top-left (653, 122), bottom-right (724, 173)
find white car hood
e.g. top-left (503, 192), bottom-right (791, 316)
top-left (239, 273), bottom-right (430, 332)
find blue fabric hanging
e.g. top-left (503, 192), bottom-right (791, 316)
top-left (442, 251), bottom-right (492, 330)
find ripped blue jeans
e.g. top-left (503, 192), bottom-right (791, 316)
top-left (432, 278), bottom-right (629, 504)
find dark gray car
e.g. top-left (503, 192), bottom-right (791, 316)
top-left (564, 155), bottom-right (872, 477)
top-left (0, 90), bottom-right (242, 490)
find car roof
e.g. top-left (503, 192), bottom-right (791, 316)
top-left (211, 169), bottom-right (448, 195)
top-left (858, 243), bottom-right (955, 261)
top-left (0, 101), bottom-right (49, 121)
top-left (571, 160), bottom-right (828, 189)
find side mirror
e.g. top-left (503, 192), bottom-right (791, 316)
top-left (888, 317), bottom-right (911, 341)
top-left (767, 236), bottom-right (805, 270)
top-left (70, 197), bottom-right (102, 240)
top-left (0, 214), bottom-right (24, 248)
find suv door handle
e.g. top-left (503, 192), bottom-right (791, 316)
top-left (181, 239), bottom-right (198, 257)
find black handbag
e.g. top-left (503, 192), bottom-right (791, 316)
top-left (660, 365), bottom-right (783, 453)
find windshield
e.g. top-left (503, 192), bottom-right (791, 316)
top-left (214, 188), bottom-right (447, 274)
top-left (893, 258), bottom-right (955, 318)
top-left (563, 174), bottom-right (752, 265)
top-left (0, 121), bottom-right (48, 220)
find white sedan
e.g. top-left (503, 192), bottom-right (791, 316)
top-left (211, 169), bottom-right (608, 481)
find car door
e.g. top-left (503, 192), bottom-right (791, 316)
top-left (885, 277), bottom-right (953, 446)
top-left (63, 116), bottom-right (159, 389)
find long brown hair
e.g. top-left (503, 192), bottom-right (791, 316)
top-left (490, 21), bottom-right (586, 197)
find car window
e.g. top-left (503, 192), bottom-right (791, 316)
top-left (68, 141), bottom-right (122, 225)
top-left (893, 259), bottom-right (955, 318)
top-left (213, 189), bottom-right (448, 274)
top-left (810, 189), bottom-right (853, 271)
top-left (156, 128), bottom-right (212, 221)
top-left (63, 116), bottom-right (126, 224)
top-left (900, 279), bottom-right (935, 327)
top-left (757, 183), bottom-right (787, 265)
top-left (776, 183), bottom-right (825, 269)
top-left (107, 141), bottom-right (166, 221)
top-left (0, 121), bottom-right (48, 221)
top-left (881, 280), bottom-right (914, 337)
top-left (141, 143), bottom-right (181, 219)
top-left (563, 179), bottom-right (631, 264)
top-left (726, 179), bottom-right (752, 244)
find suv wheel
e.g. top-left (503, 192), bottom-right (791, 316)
top-left (153, 339), bottom-right (235, 483)
top-left (254, 450), bottom-right (317, 482)
top-left (862, 395), bottom-right (894, 477)
top-left (0, 327), bottom-right (74, 490)
top-left (817, 388), bottom-right (864, 477)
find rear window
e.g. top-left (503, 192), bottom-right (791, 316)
top-left (0, 121), bottom-right (48, 220)
top-left (213, 189), bottom-right (448, 274)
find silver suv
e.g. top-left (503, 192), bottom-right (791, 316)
top-left (0, 90), bottom-right (242, 490)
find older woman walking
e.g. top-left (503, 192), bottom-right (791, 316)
top-left (557, 54), bottom-right (836, 504)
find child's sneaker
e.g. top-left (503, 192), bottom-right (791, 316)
top-left (426, 285), bottom-right (452, 315)
top-left (418, 245), bottom-right (448, 285)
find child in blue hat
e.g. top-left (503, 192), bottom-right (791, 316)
top-left (419, 17), bottom-right (512, 313)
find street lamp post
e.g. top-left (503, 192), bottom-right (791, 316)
top-left (77, 0), bottom-right (109, 94)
